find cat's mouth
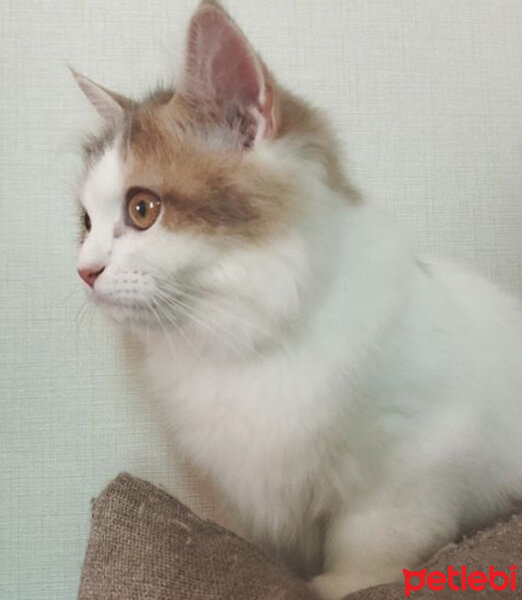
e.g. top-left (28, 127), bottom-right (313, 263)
top-left (86, 271), bottom-right (156, 313)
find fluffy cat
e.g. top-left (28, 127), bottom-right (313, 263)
top-left (73, 1), bottom-right (522, 598)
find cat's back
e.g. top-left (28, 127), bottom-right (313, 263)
top-left (425, 256), bottom-right (522, 356)
top-left (391, 254), bottom-right (522, 454)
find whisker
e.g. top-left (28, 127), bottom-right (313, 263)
top-left (157, 282), bottom-right (272, 356)
top-left (153, 285), bottom-right (247, 358)
top-left (159, 278), bottom-right (272, 339)
top-left (147, 299), bottom-right (178, 359)
top-left (150, 294), bottom-right (204, 360)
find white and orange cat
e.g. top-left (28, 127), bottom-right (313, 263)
top-left (73, 1), bottom-right (522, 597)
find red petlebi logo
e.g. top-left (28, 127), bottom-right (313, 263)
top-left (403, 565), bottom-right (517, 596)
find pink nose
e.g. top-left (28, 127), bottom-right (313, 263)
top-left (78, 267), bottom-right (105, 288)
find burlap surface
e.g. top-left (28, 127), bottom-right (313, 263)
top-left (78, 473), bottom-right (317, 599)
top-left (78, 474), bottom-right (522, 600)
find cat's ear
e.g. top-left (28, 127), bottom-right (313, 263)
top-left (70, 68), bottom-right (131, 125)
top-left (181, 1), bottom-right (277, 146)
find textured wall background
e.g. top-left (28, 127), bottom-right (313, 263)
top-left (1, 1), bottom-right (521, 598)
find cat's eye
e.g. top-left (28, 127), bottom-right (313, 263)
top-left (83, 211), bottom-right (91, 232)
top-left (127, 190), bottom-right (161, 230)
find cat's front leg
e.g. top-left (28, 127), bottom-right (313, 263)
top-left (310, 504), bottom-right (458, 599)
top-left (311, 568), bottom-right (400, 600)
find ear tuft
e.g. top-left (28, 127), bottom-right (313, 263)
top-left (70, 67), bottom-right (132, 125)
top-left (181, 4), bottom-right (277, 147)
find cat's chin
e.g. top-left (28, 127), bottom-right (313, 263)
top-left (91, 294), bottom-right (154, 328)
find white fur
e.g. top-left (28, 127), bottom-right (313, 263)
top-left (78, 128), bottom-right (522, 599)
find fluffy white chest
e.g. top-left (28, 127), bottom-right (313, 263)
top-left (148, 339), bottom-right (346, 472)
top-left (145, 335), bottom-right (364, 527)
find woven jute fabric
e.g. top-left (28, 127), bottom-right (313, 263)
top-left (77, 473), bottom-right (318, 600)
top-left (78, 474), bottom-right (522, 600)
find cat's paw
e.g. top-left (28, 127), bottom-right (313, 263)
top-left (310, 573), bottom-right (363, 600)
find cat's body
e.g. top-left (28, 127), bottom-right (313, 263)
top-left (145, 199), bottom-right (522, 589)
top-left (73, 2), bottom-right (522, 598)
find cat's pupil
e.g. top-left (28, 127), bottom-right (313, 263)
top-left (83, 212), bottom-right (91, 231)
top-left (136, 201), bottom-right (147, 218)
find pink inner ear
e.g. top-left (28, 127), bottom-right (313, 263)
top-left (185, 7), bottom-right (272, 142)
top-left (208, 22), bottom-right (261, 107)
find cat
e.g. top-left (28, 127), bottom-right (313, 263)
top-left (73, 1), bottom-right (522, 598)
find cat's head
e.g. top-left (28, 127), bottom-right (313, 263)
top-left (74, 0), bottom-right (355, 354)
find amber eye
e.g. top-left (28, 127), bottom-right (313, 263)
top-left (127, 190), bottom-right (161, 230)
top-left (83, 211), bottom-right (91, 231)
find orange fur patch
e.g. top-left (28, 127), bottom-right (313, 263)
top-left (120, 93), bottom-right (299, 240)
top-left (275, 87), bottom-right (360, 201)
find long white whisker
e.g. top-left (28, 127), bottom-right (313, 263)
top-left (159, 278), bottom-right (272, 340)
top-left (154, 286), bottom-right (244, 357)
top-left (150, 294), bottom-right (204, 360)
top-left (147, 298), bottom-right (178, 359)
